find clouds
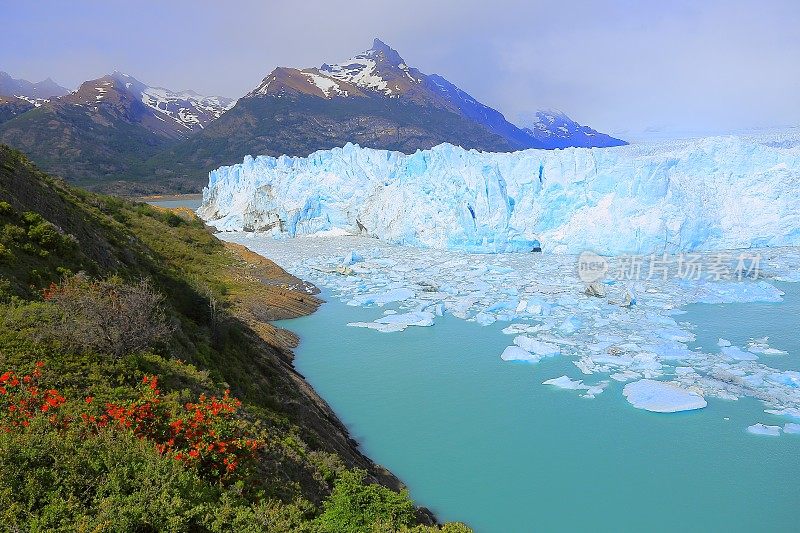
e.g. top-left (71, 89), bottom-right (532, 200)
top-left (2, 0), bottom-right (798, 138)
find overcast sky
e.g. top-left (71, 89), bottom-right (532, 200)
top-left (2, 0), bottom-right (798, 138)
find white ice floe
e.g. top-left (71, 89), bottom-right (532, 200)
top-left (783, 423), bottom-right (800, 434)
top-left (747, 423), bottom-right (782, 436)
top-left (348, 311), bottom-right (435, 333)
top-left (348, 287), bottom-right (414, 306)
top-left (622, 379), bottom-right (707, 413)
top-left (513, 336), bottom-right (560, 358)
top-left (543, 375), bottom-right (609, 398)
top-left (501, 346), bottom-right (538, 362)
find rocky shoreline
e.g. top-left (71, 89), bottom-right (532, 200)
top-left (223, 239), bottom-right (438, 524)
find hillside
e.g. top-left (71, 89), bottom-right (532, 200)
top-left (0, 74), bottom-right (233, 193)
top-left (0, 95), bottom-right (34, 125)
top-left (0, 145), bottom-right (469, 531)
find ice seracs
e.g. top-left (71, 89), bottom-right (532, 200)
top-left (200, 134), bottom-right (800, 255)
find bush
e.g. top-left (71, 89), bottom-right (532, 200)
top-left (316, 469), bottom-right (416, 532)
top-left (44, 275), bottom-right (173, 358)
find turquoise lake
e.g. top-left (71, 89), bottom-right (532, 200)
top-left (279, 284), bottom-right (800, 532)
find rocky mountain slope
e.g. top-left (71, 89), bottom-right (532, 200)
top-left (0, 74), bottom-right (232, 191)
top-left (0, 95), bottom-right (34, 125)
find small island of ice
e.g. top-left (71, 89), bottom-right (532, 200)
top-left (622, 379), bottom-right (707, 413)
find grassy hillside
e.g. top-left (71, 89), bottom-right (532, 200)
top-left (0, 100), bottom-right (179, 192)
top-left (0, 145), bottom-right (470, 532)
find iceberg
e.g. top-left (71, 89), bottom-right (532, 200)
top-left (622, 379), bottom-right (707, 413)
top-left (199, 137), bottom-right (800, 255)
top-left (542, 375), bottom-right (609, 398)
top-left (747, 423), bottom-right (781, 436)
top-left (348, 311), bottom-right (435, 333)
top-left (783, 423), bottom-right (800, 434)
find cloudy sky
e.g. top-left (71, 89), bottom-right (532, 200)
top-left (2, 0), bottom-right (798, 138)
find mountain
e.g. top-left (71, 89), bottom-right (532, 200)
top-left (0, 71), bottom-right (69, 105)
top-left (136, 39), bottom-right (544, 190)
top-left (0, 41), bottom-right (626, 194)
top-left (137, 39), bottom-right (522, 190)
top-left (110, 71), bottom-right (234, 135)
top-left (521, 110), bottom-right (626, 148)
top-left (0, 73), bottom-right (233, 191)
top-left (0, 95), bottom-right (34, 125)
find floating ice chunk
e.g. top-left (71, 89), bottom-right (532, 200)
top-left (783, 423), bottom-right (800, 434)
top-left (558, 316), bottom-right (583, 335)
top-left (500, 345), bottom-right (538, 362)
top-left (474, 312), bottom-right (496, 326)
top-left (348, 311), bottom-right (434, 333)
top-left (720, 346), bottom-right (759, 361)
top-left (718, 338), bottom-right (732, 347)
top-left (543, 376), bottom-right (586, 390)
top-left (767, 371), bottom-right (800, 387)
top-left (375, 311), bottom-right (435, 327)
top-left (747, 423), bottom-right (781, 436)
top-left (765, 408), bottom-right (800, 420)
top-left (747, 339), bottom-right (787, 355)
top-left (349, 287), bottom-right (415, 306)
top-left (622, 379), bottom-right (707, 413)
top-left (343, 251), bottom-right (364, 265)
top-left (347, 321), bottom-right (406, 333)
top-left (610, 370), bottom-right (641, 382)
top-left (542, 375), bottom-right (609, 398)
top-left (513, 336), bottom-right (561, 358)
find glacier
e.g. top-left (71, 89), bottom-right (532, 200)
top-left (199, 135), bottom-right (800, 254)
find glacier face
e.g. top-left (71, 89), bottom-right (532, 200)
top-left (199, 135), bottom-right (800, 254)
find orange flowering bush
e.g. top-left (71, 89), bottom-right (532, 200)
top-left (0, 362), bottom-right (66, 431)
top-left (84, 375), bottom-right (262, 482)
top-left (2, 362), bottom-right (262, 484)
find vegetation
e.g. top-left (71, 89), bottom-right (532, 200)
top-left (0, 145), bottom-right (470, 531)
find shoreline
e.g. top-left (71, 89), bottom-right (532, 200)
top-left (218, 237), bottom-right (439, 525)
top-left (134, 192), bottom-right (203, 202)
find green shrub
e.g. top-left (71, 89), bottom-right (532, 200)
top-left (316, 470), bottom-right (416, 532)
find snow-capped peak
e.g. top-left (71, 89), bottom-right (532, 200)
top-left (109, 71), bottom-right (235, 132)
top-left (318, 38), bottom-right (420, 96)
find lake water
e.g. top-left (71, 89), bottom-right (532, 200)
top-left (144, 196), bottom-right (202, 210)
top-left (280, 284), bottom-right (800, 532)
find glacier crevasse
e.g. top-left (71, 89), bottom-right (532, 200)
top-left (198, 137), bottom-right (800, 254)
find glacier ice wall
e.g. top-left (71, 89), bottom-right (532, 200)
top-left (198, 136), bottom-right (800, 254)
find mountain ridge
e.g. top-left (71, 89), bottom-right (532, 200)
top-left (0, 40), bottom-right (626, 193)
